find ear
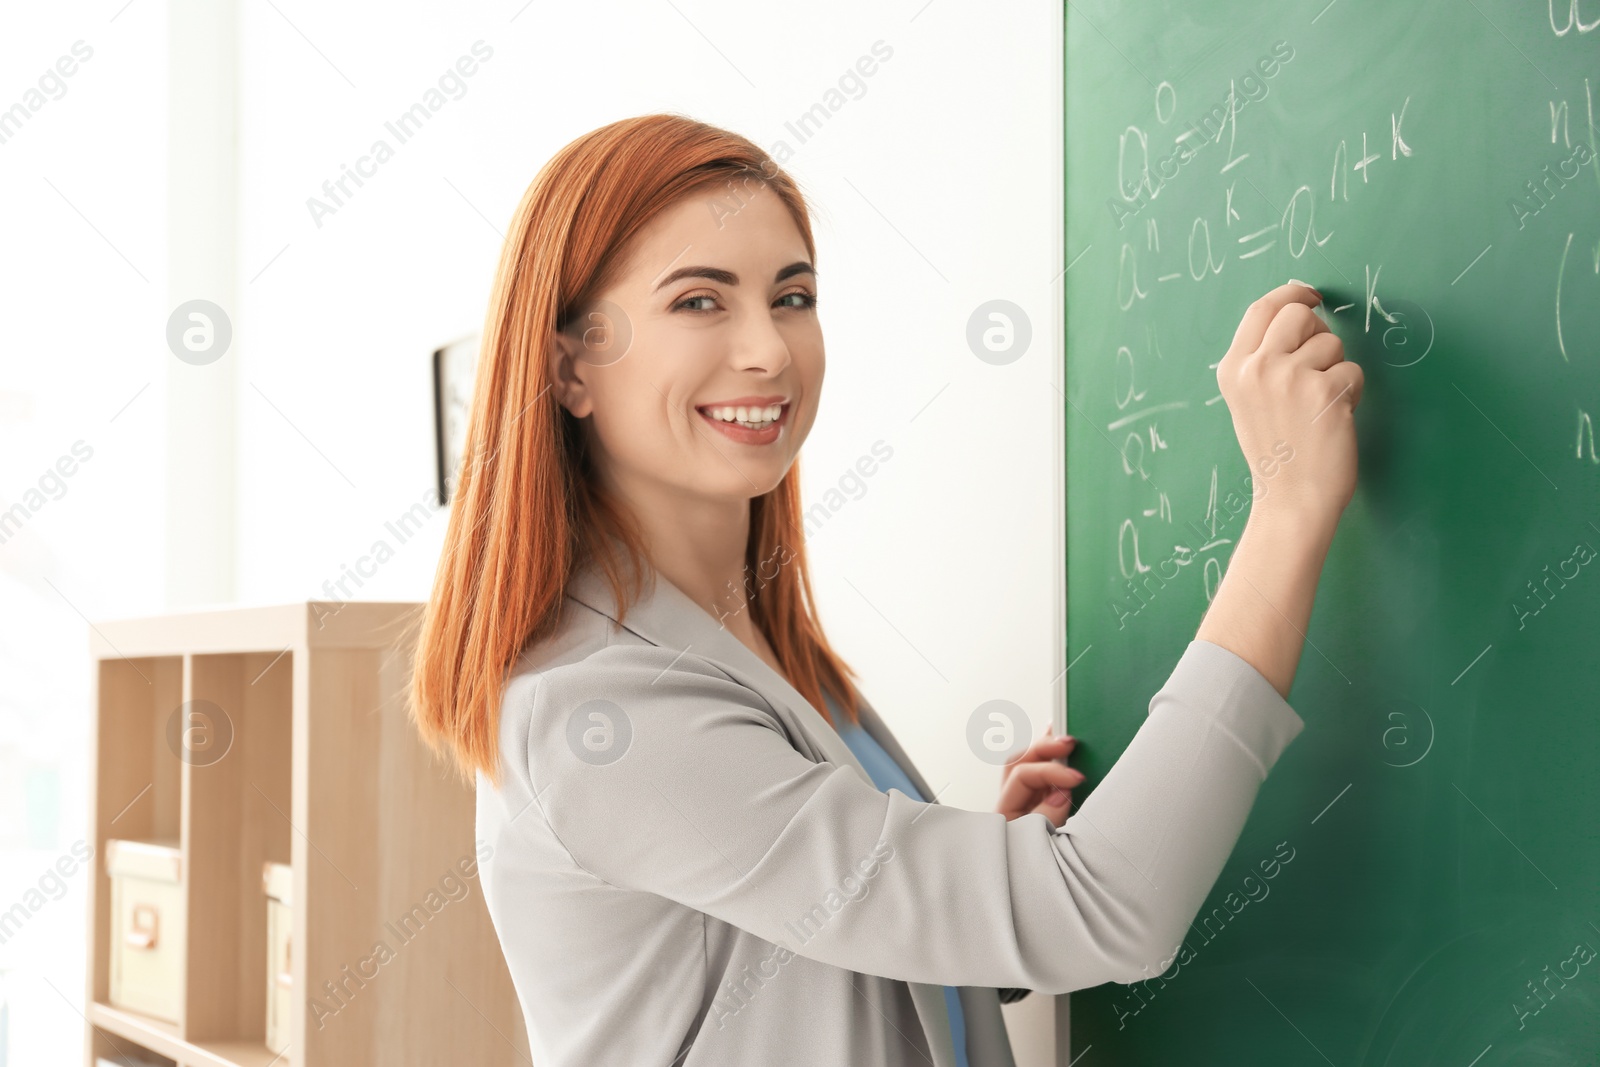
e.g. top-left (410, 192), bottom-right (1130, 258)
top-left (548, 326), bottom-right (594, 418)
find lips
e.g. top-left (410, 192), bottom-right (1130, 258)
top-left (694, 400), bottom-right (791, 445)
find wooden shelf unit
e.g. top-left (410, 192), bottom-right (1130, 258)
top-left (84, 602), bottom-right (529, 1067)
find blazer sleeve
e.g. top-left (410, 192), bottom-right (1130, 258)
top-left (519, 638), bottom-right (1304, 994)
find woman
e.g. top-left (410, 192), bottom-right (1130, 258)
top-left (409, 113), bottom-right (1361, 1067)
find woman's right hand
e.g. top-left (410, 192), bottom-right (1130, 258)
top-left (1196, 281), bottom-right (1365, 698)
top-left (1214, 281), bottom-right (1365, 535)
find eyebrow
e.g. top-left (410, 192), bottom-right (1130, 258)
top-left (651, 260), bottom-right (816, 292)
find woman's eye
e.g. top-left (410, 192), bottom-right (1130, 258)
top-left (777, 290), bottom-right (819, 310)
top-left (676, 294), bottom-right (718, 313)
top-left (675, 290), bottom-right (817, 313)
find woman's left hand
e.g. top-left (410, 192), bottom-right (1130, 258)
top-left (995, 724), bottom-right (1082, 826)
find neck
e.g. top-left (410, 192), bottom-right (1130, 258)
top-left (599, 463), bottom-right (759, 632)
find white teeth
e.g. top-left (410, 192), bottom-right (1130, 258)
top-left (700, 403), bottom-right (784, 428)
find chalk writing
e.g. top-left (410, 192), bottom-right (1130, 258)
top-left (1549, 0), bottom-right (1600, 35)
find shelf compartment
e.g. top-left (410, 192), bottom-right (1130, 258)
top-left (91, 656), bottom-right (184, 1014)
top-left (183, 651), bottom-right (294, 1053)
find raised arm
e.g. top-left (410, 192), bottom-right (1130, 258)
top-left (1197, 280), bottom-right (1363, 696)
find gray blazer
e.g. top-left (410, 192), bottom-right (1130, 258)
top-left (476, 554), bottom-right (1305, 1066)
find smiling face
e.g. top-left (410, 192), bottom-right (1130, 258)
top-left (550, 180), bottom-right (823, 517)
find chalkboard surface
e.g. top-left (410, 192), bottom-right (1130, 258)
top-left (1064, 2), bottom-right (1599, 1062)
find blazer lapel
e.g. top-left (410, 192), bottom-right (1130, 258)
top-left (563, 554), bottom-right (962, 1067)
top-left (563, 557), bottom-right (870, 769)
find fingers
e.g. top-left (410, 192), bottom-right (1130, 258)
top-left (1033, 790), bottom-right (1073, 826)
top-left (1294, 329), bottom-right (1346, 372)
top-left (1002, 731), bottom-right (1075, 774)
top-left (997, 759), bottom-right (1083, 818)
top-left (1260, 300), bottom-right (1328, 355)
top-left (1229, 282), bottom-right (1323, 354)
top-left (1322, 360), bottom-right (1365, 412)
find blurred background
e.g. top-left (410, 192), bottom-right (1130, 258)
top-left (0, 1), bottom-right (1064, 1062)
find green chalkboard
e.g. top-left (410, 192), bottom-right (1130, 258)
top-left (1064, 1), bottom-right (1600, 1062)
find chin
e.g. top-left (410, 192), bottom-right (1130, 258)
top-left (707, 467), bottom-right (790, 501)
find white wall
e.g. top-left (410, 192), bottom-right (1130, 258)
top-left (0, 5), bottom-right (168, 1064)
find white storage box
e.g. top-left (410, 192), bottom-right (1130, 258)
top-left (262, 861), bottom-right (293, 1052)
top-left (106, 838), bottom-right (184, 1022)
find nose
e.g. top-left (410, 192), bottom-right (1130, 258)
top-left (728, 302), bottom-right (793, 377)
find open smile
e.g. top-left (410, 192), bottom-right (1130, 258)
top-left (694, 398), bottom-right (791, 445)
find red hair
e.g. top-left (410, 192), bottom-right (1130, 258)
top-left (407, 113), bottom-right (863, 788)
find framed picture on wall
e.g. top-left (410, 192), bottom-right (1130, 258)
top-left (431, 333), bottom-right (480, 506)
